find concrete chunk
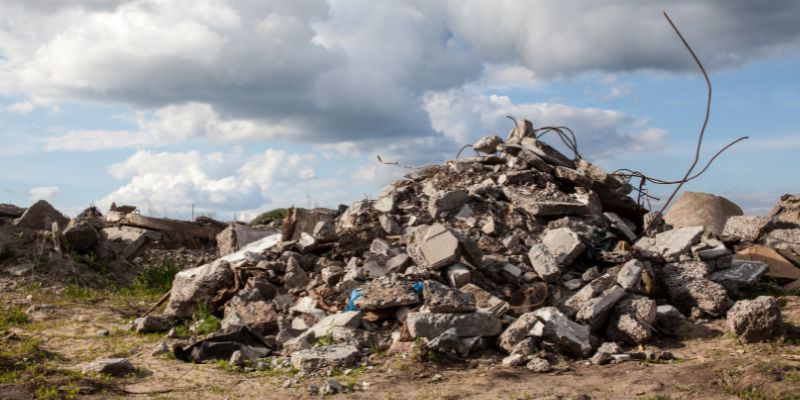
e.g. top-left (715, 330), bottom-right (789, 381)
top-left (473, 135), bottom-right (503, 154)
top-left (710, 259), bottom-right (769, 285)
top-left (423, 280), bottom-right (476, 313)
top-left (532, 307), bottom-right (592, 357)
top-left (541, 227), bottom-right (585, 266)
top-left (419, 223), bottom-right (460, 270)
top-left (406, 311), bottom-right (502, 338)
top-left (15, 200), bottom-right (69, 231)
top-left (616, 259), bottom-right (643, 291)
top-left (576, 285), bottom-right (627, 331)
top-left (291, 344), bottom-right (361, 371)
top-left (528, 244), bottom-right (560, 282)
top-left (446, 264), bottom-right (471, 288)
top-left (727, 296), bottom-right (784, 343)
top-left (723, 215), bottom-right (769, 242)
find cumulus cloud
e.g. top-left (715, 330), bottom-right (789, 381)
top-left (6, 101), bottom-right (35, 114)
top-left (29, 186), bottom-right (60, 200)
top-left (2, 0), bottom-right (799, 148)
top-left (97, 147), bottom-right (319, 218)
top-left (422, 88), bottom-right (667, 158)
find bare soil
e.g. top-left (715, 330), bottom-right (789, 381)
top-left (3, 274), bottom-right (800, 400)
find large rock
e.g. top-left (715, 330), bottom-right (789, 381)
top-left (0, 203), bottom-right (24, 218)
top-left (282, 207), bottom-right (337, 241)
top-left (406, 311), bottom-right (502, 338)
top-left (164, 260), bottom-right (234, 318)
top-left (291, 344), bottom-right (361, 371)
top-left (576, 285), bottom-right (627, 331)
top-left (15, 200), bottom-right (69, 230)
top-left (664, 192), bottom-right (743, 235)
top-left (727, 296), bottom-right (784, 343)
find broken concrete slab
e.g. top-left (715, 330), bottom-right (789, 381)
top-left (15, 200), bottom-right (69, 231)
top-left (103, 226), bottom-right (161, 259)
top-left (664, 192), bottom-right (743, 235)
top-left (727, 296), bottom-right (784, 343)
top-left (62, 219), bottom-right (101, 254)
top-left (165, 259), bottom-right (234, 318)
top-left (416, 223), bottom-right (460, 270)
top-left (428, 190), bottom-right (468, 218)
top-left (217, 223), bottom-right (276, 256)
top-left (660, 261), bottom-right (730, 317)
top-left (723, 215), bottom-right (769, 243)
top-left (290, 344), bottom-right (361, 371)
top-left (473, 135), bottom-right (503, 154)
top-left (636, 225), bottom-right (704, 259)
top-left (354, 277), bottom-right (420, 311)
top-left (498, 312), bottom-right (539, 353)
top-left (446, 264), bottom-right (470, 288)
top-left (576, 285), bottom-right (627, 331)
top-left (710, 260), bottom-right (769, 286)
top-left (133, 315), bottom-right (172, 333)
top-left (606, 296), bottom-right (657, 344)
top-left (532, 307), bottom-right (592, 357)
top-left (616, 259), bottom-right (643, 291)
top-left (282, 207), bottom-right (337, 242)
top-left (422, 280), bottom-right (476, 313)
top-left (406, 311), bottom-right (502, 338)
top-left (734, 245), bottom-right (800, 280)
top-left (528, 244), bottom-right (560, 283)
top-left (541, 227), bottom-right (586, 266)
top-left (459, 284), bottom-right (510, 317)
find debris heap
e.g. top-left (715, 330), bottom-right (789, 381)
top-left (147, 120), bottom-right (787, 373)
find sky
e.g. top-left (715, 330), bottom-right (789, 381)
top-left (0, 0), bottom-right (799, 221)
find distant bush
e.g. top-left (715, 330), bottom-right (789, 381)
top-left (250, 208), bottom-right (287, 225)
top-left (131, 262), bottom-right (180, 295)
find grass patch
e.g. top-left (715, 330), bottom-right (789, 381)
top-left (129, 262), bottom-right (180, 295)
top-left (69, 251), bottom-right (107, 274)
top-left (0, 306), bottom-right (29, 329)
top-left (0, 242), bottom-right (14, 262)
top-left (62, 261), bottom-right (180, 304)
top-left (250, 208), bottom-right (287, 225)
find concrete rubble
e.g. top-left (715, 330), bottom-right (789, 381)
top-left (6, 117), bottom-right (799, 381)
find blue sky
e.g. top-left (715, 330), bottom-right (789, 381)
top-left (0, 1), bottom-right (798, 220)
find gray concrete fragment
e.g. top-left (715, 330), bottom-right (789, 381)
top-left (723, 215), bottom-right (769, 242)
top-left (291, 344), bottom-right (361, 371)
top-left (541, 227), bottom-right (586, 266)
top-left (604, 212), bottom-right (637, 242)
top-left (423, 280), bottom-right (476, 313)
top-left (133, 315), bottom-right (172, 333)
top-left (498, 312), bottom-right (539, 353)
top-left (563, 273), bottom-right (616, 317)
top-left (379, 214), bottom-right (402, 235)
top-left (532, 307), bottom-right (592, 357)
top-left (727, 296), bottom-right (784, 343)
top-left (428, 190), bottom-right (468, 218)
top-left (373, 196), bottom-right (395, 213)
top-left (406, 311), bottom-right (502, 338)
top-left (644, 225), bottom-right (704, 259)
top-left (418, 223), bottom-right (460, 270)
top-left (459, 283), bottom-right (510, 317)
top-left (606, 296), bottom-right (657, 344)
top-left (355, 277), bottom-right (420, 311)
top-left (446, 264), bottom-right (471, 288)
top-left (386, 253), bottom-right (412, 273)
top-left (660, 261), bottom-right (730, 317)
top-left (312, 220), bottom-right (337, 242)
top-left (616, 259), bottom-right (643, 291)
top-left (710, 260), bottom-right (769, 285)
top-left (217, 223), bottom-right (275, 256)
top-left (307, 311), bottom-right (363, 338)
top-left (473, 135), bottom-right (503, 154)
top-left (576, 285), bottom-right (627, 331)
top-left (165, 259), bottom-right (234, 318)
top-left (528, 244), bottom-right (561, 283)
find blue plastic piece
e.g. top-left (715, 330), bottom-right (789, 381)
top-left (411, 281), bottom-right (424, 294)
top-left (345, 289), bottom-right (362, 311)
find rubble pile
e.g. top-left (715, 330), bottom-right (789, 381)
top-left (147, 119), bottom-right (796, 375)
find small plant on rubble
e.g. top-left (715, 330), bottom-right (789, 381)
top-left (190, 302), bottom-right (221, 336)
top-left (249, 208), bottom-right (287, 225)
top-left (131, 262), bottom-right (180, 295)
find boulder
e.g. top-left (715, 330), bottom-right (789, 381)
top-left (82, 358), bottom-right (135, 376)
top-left (664, 192), bottom-right (743, 235)
top-left (541, 227), bottom-right (585, 266)
top-left (291, 344), bottom-right (361, 371)
top-left (164, 260), bottom-right (234, 318)
top-left (727, 296), bottom-right (784, 343)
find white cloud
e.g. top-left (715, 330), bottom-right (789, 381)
top-left (2, 0), bottom-right (798, 149)
top-left (97, 147), bottom-right (320, 218)
top-left (422, 88), bottom-right (668, 158)
top-left (29, 186), bottom-right (60, 200)
top-left (6, 101), bottom-right (35, 114)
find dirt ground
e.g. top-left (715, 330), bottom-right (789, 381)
top-left (3, 274), bottom-right (800, 400)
